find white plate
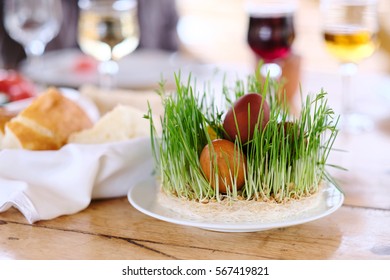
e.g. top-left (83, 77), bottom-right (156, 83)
top-left (20, 48), bottom-right (202, 89)
top-left (128, 178), bottom-right (344, 232)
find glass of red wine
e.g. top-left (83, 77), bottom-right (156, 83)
top-left (246, 0), bottom-right (296, 79)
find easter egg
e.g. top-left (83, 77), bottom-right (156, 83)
top-left (199, 139), bottom-right (246, 193)
top-left (223, 93), bottom-right (270, 143)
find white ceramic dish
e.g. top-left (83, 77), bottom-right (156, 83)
top-left (128, 178), bottom-right (344, 232)
top-left (20, 49), bottom-right (201, 89)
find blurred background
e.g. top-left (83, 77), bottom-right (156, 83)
top-left (0, 0), bottom-right (390, 103)
top-left (1, 0), bottom-right (389, 73)
top-left (176, 0), bottom-right (390, 74)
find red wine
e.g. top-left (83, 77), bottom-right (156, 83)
top-left (247, 13), bottom-right (295, 61)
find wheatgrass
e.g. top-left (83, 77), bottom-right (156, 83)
top-left (147, 71), bottom-right (340, 205)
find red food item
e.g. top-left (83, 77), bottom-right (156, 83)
top-left (72, 56), bottom-right (98, 73)
top-left (223, 93), bottom-right (270, 144)
top-left (0, 70), bottom-right (36, 102)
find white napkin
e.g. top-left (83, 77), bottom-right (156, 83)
top-left (0, 137), bottom-right (154, 223)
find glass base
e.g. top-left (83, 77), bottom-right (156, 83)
top-left (260, 63), bottom-right (282, 79)
top-left (340, 112), bottom-right (374, 133)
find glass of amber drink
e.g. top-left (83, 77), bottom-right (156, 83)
top-left (321, 0), bottom-right (379, 132)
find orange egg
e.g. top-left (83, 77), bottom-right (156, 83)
top-left (199, 139), bottom-right (246, 193)
top-left (223, 93), bottom-right (270, 143)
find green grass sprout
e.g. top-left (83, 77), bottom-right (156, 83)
top-left (147, 70), bottom-right (340, 203)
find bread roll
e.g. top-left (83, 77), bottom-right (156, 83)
top-left (68, 104), bottom-right (153, 144)
top-left (0, 109), bottom-right (16, 134)
top-left (0, 109), bottom-right (16, 145)
top-left (2, 88), bottom-right (93, 150)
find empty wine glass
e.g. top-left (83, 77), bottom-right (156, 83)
top-left (3, 0), bottom-right (63, 68)
top-left (77, 0), bottom-right (140, 89)
top-left (246, 0), bottom-right (296, 80)
top-left (321, 0), bottom-right (379, 132)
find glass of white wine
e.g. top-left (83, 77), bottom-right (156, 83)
top-left (4, 0), bottom-right (63, 67)
top-left (321, 0), bottom-right (379, 132)
top-left (78, 0), bottom-right (140, 89)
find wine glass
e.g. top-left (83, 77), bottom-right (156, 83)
top-left (3, 0), bottom-right (63, 68)
top-left (321, 0), bottom-right (379, 132)
top-left (246, 0), bottom-right (296, 80)
top-left (77, 0), bottom-right (140, 90)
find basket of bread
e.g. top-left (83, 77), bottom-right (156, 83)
top-left (0, 84), bottom-right (160, 224)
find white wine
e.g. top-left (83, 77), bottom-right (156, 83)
top-left (320, 0), bottom-right (379, 132)
top-left (78, 7), bottom-right (139, 61)
top-left (324, 28), bottom-right (377, 63)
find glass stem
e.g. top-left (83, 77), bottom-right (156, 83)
top-left (339, 62), bottom-right (358, 116)
top-left (98, 60), bottom-right (119, 90)
top-left (24, 40), bottom-right (45, 70)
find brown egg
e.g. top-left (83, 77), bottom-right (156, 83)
top-left (199, 139), bottom-right (246, 193)
top-left (223, 93), bottom-right (270, 143)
